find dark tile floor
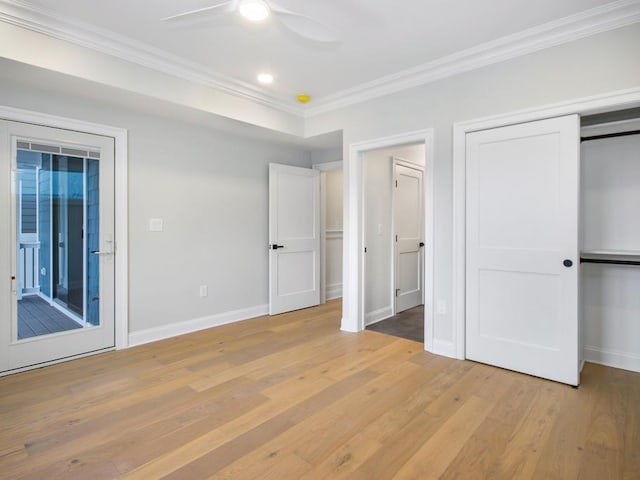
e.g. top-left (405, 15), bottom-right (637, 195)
top-left (18, 296), bottom-right (83, 340)
top-left (366, 304), bottom-right (424, 343)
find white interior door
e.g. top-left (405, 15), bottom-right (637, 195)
top-left (269, 163), bottom-right (320, 315)
top-left (394, 161), bottom-right (424, 313)
top-left (465, 115), bottom-right (580, 386)
top-left (0, 120), bottom-right (115, 373)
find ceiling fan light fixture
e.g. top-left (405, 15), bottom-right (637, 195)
top-left (238, 0), bottom-right (270, 22)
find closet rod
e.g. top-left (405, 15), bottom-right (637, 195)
top-left (581, 129), bottom-right (640, 142)
top-left (580, 258), bottom-right (640, 266)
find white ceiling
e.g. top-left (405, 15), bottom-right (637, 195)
top-left (10, 0), bottom-right (628, 112)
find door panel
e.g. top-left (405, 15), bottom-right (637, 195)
top-left (394, 163), bottom-right (424, 313)
top-left (269, 163), bottom-right (320, 315)
top-left (465, 115), bottom-right (580, 385)
top-left (1, 120), bottom-right (115, 373)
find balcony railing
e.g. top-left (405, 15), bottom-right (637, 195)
top-left (18, 241), bottom-right (40, 300)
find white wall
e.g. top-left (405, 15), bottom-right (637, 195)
top-left (364, 144), bottom-right (425, 324)
top-left (306, 23), bottom-right (640, 347)
top-left (0, 77), bottom-right (313, 341)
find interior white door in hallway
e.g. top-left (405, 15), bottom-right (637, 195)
top-left (465, 115), bottom-right (580, 386)
top-left (0, 120), bottom-right (115, 374)
top-left (393, 161), bottom-right (424, 314)
top-left (269, 163), bottom-right (320, 315)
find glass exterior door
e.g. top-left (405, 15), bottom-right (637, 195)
top-left (0, 120), bottom-right (115, 373)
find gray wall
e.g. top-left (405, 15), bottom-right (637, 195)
top-left (1, 22), bottom-right (638, 347)
top-left (0, 80), bottom-right (312, 334)
top-left (306, 23), bottom-right (640, 345)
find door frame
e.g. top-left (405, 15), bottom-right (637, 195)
top-left (452, 87), bottom-right (640, 360)
top-left (0, 105), bottom-right (129, 360)
top-left (312, 160), bottom-right (343, 304)
top-left (343, 128), bottom-right (435, 352)
top-left (392, 157), bottom-right (425, 316)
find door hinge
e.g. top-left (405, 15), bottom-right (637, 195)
top-left (395, 288), bottom-right (400, 297)
top-left (395, 235), bottom-right (398, 242)
top-left (395, 180), bottom-right (398, 188)
top-left (364, 247), bottom-right (367, 253)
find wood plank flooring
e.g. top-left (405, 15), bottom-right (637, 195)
top-left (1, 299), bottom-right (639, 479)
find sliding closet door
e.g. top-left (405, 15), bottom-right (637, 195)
top-left (465, 115), bottom-right (580, 385)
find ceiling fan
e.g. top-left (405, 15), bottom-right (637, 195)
top-left (161, 0), bottom-right (339, 43)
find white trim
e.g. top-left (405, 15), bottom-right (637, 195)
top-left (314, 161), bottom-right (343, 304)
top-left (129, 304), bottom-right (269, 347)
top-left (0, 104), bottom-right (129, 350)
top-left (344, 129), bottom-right (435, 353)
top-left (0, 346), bottom-right (114, 377)
top-left (584, 345), bottom-right (640, 373)
top-left (305, 0), bottom-right (640, 117)
top-left (312, 161), bottom-right (343, 172)
top-left (452, 87), bottom-right (640, 361)
top-left (318, 170), bottom-right (327, 304)
top-left (326, 283), bottom-right (342, 301)
top-left (0, 0), bottom-right (302, 117)
top-left (364, 306), bottom-right (393, 327)
top-left (432, 339), bottom-right (456, 357)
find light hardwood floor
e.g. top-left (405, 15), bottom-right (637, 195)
top-left (1, 300), bottom-right (638, 479)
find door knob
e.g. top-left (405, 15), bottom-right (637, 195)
top-left (563, 259), bottom-right (573, 267)
top-left (271, 244), bottom-right (284, 250)
top-left (419, 242), bottom-right (425, 247)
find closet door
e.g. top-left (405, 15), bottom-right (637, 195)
top-left (465, 115), bottom-right (580, 385)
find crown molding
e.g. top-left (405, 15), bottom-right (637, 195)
top-left (1, 0), bottom-right (638, 121)
top-left (0, 0), bottom-right (305, 117)
top-left (305, 0), bottom-right (640, 118)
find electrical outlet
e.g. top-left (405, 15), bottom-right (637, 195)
top-left (437, 300), bottom-right (447, 315)
top-left (199, 285), bottom-right (208, 298)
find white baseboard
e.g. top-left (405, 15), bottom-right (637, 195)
top-left (128, 304), bottom-right (268, 347)
top-left (584, 345), bottom-right (640, 373)
top-left (326, 283), bottom-right (343, 301)
top-left (432, 339), bottom-right (456, 359)
top-left (365, 306), bottom-right (393, 326)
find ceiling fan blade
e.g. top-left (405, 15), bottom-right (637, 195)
top-left (268, 2), bottom-right (339, 43)
top-left (161, 0), bottom-right (237, 22)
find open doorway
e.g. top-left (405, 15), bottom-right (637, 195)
top-left (363, 144), bottom-right (426, 343)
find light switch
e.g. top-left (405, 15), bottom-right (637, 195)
top-left (149, 218), bottom-right (164, 232)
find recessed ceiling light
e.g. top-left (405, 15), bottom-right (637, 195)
top-left (257, 73), bottom-right (274, 84)
top-left (238, 0), bottom-right (270, 22)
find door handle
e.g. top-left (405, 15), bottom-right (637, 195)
top-left (419, 242), bottom-right (425, 248)
top-left (92, 237), bottom-right (114, 255)
top-left (271, 244), bottom-right (284, 250)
